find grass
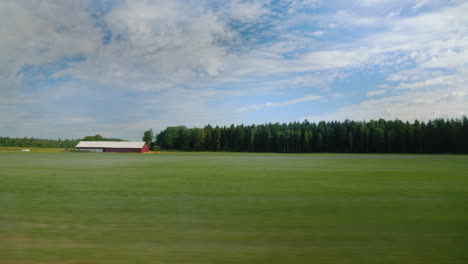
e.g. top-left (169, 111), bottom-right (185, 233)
top-left (0, 147), bottom-right (65, 153)
top-left (1, 152), bottom-right (467, 264)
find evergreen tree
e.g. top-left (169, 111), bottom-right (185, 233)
top-left (148, 117), bottom-right (468, 154)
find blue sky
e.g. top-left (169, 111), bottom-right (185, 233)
top-left (1, 0), bottom-right (467, 140)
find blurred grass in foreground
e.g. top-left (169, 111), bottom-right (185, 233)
top-left (1, 152), bottom-right (467, 264)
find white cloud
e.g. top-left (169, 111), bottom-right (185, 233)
top-left (396, 75), bottom-right (460, 89)
top-left (367, 90), bottom-right (387, 96)
top-left (302, 0), bottom-right (323, 8)
top-left (305, 1), bottom-right (468, 122)
top-left (363, 2), bottom-right (468, 55)
top-left (236, 95), bottom-right (323, 113)
top-left (0, 0), bottom-right (240, 95)
top-left (1, 0), bottom-right (468, 139)
top-left (335, 10), bottom-right (382, 26)
top-left (225, 48), bottom-right (370, 82)
top-left (310, 30), bottom-right (326, 37)
top-left (387, 9), bottom-right (401, 18)
top-left (332, 92), bottom-right (346, 98)
top-left (0, 1), bottom-right (101, 84)
top-left (0, 0), bottom-right (241, 138)
top-left (76, 0), bottom-right (233, 87)
top-left (311, 66), bottom-right (468, 121)
top-left (358, 0), bottom-right (395, 5)
top-left (283, 0), bottom-right (323, 13)
top-left (412, 1), bottom-right (428, 9)
top-left (310, 89), bottom-right (468, 122)
top-left (303, 50), bottom-right (369, 69)
top-left (227, 0), bottom-right (269, 22)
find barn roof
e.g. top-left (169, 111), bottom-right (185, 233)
top-left (76, 141), bottom-right (146, 149)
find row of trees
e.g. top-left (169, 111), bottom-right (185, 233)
top-left (82, 134), bottom-right (124, 142)
top-left (0, 137), bottom-right (80, 148)
top-left (0, 134), bottom-right (123, 149)
top-left (152, 117), bottom-right (468, 153)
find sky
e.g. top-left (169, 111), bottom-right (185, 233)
top-left (1, 0), bottom-right (467, 140)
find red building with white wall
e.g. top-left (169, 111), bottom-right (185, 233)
top-left (75, 141), bottom-right (149, 153)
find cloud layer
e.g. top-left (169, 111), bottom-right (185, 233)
top-left (0, 0), bottom-right (467, 139)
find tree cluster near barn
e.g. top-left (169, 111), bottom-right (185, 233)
top-left (0, 137), bottom-right (80, 149)
top-left (0, 135), bottom-right (124, 149)
top-left (142, 129), bottom-right (155, 149)
top-left (82, 134), bottom-right (124, 142)
top-left (154, 117), bottom-right (468, 153)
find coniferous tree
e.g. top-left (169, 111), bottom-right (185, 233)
top-left (148, 117), bottom-right (468, 154)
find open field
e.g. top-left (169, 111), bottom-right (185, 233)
top-left (1, 152), bottom-right (467, 264)
top-left (0, 147), bottom-right (66, 153)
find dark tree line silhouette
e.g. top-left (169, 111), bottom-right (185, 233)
top-left (0, 134), bottom-right (123, 149)
top-left (154, 117), bottom-right (468, 153)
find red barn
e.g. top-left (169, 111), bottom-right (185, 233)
top-left (75, 141), bottom-right (149, 153)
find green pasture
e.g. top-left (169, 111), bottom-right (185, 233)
top-left (1, 152), bottom-right (467, 263)
top-left (0, 147), bottom-right (65, 153)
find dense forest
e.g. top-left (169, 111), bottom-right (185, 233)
top-left (153, 117), bottom-right (468, 153)
top-left (0, 134), bottom-right (122, 149)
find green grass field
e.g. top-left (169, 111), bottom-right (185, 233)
top-left (0, 147), bottom-right (65, 153)
top-left (1, 152), bottom-right (467, 264)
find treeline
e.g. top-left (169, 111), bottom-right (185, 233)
top-left (0, 137), bottom-right (80, 148)
top-left (0, 134), bottom-right (123, 149)
top-left (154, 117), bottom-right (468, 153)
top-left (82, 134), bottom-right (124, 142)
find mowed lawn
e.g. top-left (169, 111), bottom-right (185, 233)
top-left (1, 152), bottom-right (467, 264)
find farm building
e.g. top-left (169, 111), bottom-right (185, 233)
top-left (75, 141), bottom-right (149, 153)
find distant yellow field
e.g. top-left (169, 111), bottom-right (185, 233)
top-left (0, 146), bottom-right (66, 152)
